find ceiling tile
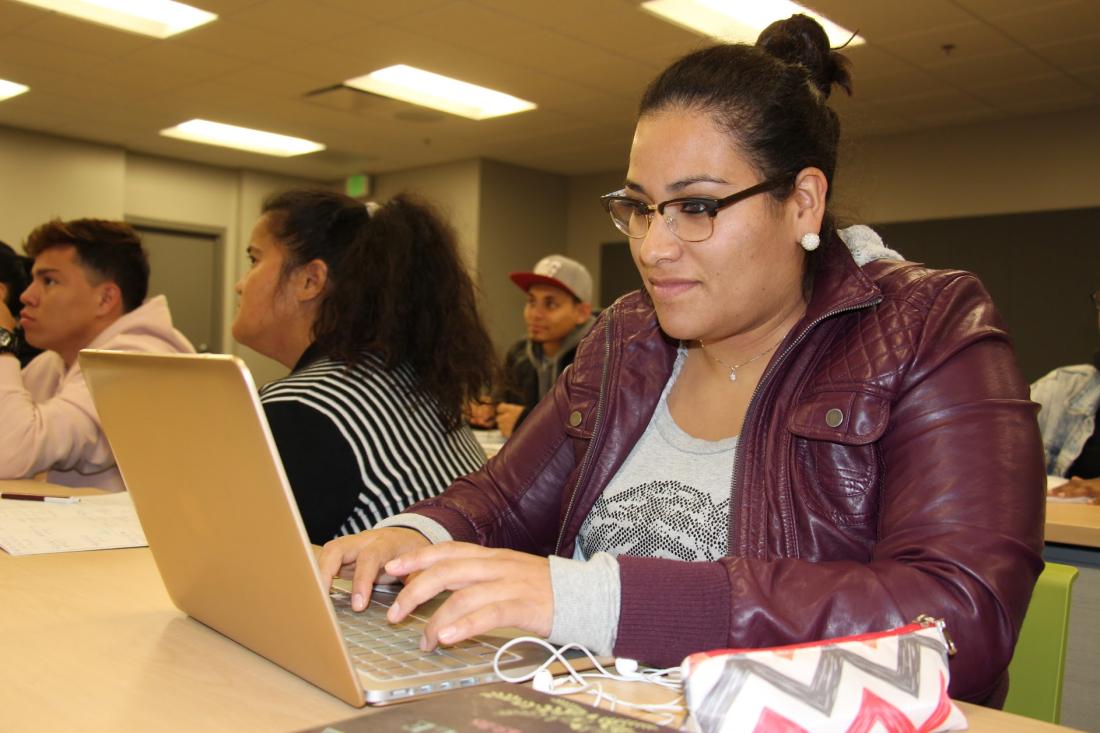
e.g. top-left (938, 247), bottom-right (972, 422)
top-left (926, 49), bottom-right (1057, 91)
top-left (879, 21), bottom-right (1020, 67)
top-left (848, 68), bottom-right (942, 101)
top-left (0, 1), bottom-right (42, 33)
top-left (987, 0), bottom-right (1100, 46)
top-left (228, 0), bottom-right (374, 41)
top-left (951, 0), bottom-right (1068, 16)
top-left (12, 13), bottom-right (156, 58)
top-left (0, 33), bottom-right (112, 76)
top-left (175, 19), bottom-right (305, 63)
top-left (843, 44), bottom-right (915, 81)
top-left (802, 0), bottom-right (974, 43)
top-left (1, 0), bottom-right (1096, 180)
top-left (311, 0), bottom-right (454, 23)
top-left (1070, 65), bottom-right (1100, 93)
top-left (872, 87), bottom-right (992, 123)
top-left (972, 72), bottom-right (1096, 109)
top-left (1032, 34), bottom-right (1100, 71)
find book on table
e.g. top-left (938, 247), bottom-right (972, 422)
top-left (296, 682), bottom-right (680, 732)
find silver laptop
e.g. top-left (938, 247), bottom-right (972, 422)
top-left (81, 350), bottom-right (558, 706)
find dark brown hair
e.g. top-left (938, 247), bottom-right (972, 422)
top-left (0, 240), bottom-right (31, 316)
top-left (24, 219), bottom-right (149, 312)
top-left (639, 14), bottom-right (853, 266)
top-left (262, 187), bottom-right (496, 430)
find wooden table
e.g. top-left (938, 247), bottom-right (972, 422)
top-left (0, 546), bottom-right (1083, 732)
top-left (1046, 501), bottom-right (1100, 549)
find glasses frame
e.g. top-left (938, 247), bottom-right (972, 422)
top-left (599, 171), bottom-right (797, 242)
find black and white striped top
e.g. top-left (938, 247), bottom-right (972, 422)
top-left (260, 347), bottom-right (486, 544)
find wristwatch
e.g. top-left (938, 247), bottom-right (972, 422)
top-left (0, 326), bottom-right (19, 356)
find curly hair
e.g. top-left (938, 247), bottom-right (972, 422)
top-left (261, 188), bottom-right (497, 430)
top-left (0, 240), bottom-right (31, 316)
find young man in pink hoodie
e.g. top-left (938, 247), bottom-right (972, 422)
top-left (0, 218), bottom-right (194, 490)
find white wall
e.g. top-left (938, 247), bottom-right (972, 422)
top-left (0, 126), bottom-right (319, 386)
top-left (373, 158), bottom-right (570, 352)
top-left (834, 106), bottom-right (1100, 225)
top-left (563, 106), bottom-right (1100, 297)
top-left (566, 170), bottom-right (625, 307)
top-left (7, 104), bottom-right (1099, 377)
top-left (478, 160), bottom-right (568, 352)
top-left (0, 125), bottom-right (124, 247)
top-left (372, 158), bottom-right (482, 268)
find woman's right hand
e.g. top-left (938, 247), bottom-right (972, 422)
top-left (495, 403), bottom-right (525, 438)
top-left (465, 399), bottom-right (497, 428)
top-left (1050, 476), bottom-right (1100, 504)
top-left (318, 528), bottom-right (431, 611)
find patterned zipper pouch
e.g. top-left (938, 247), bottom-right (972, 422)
top-left (681, 617), bottom-right (968, 733)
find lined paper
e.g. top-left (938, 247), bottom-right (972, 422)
top-left (0, 492), bottom-right (147, 556)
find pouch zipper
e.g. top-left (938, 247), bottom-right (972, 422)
top-left (914, 614), bottom-right (958, 656)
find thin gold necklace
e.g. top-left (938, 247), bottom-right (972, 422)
top-left (698, 338), bottom-right (783, 382)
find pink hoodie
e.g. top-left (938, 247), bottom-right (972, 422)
top-left (0, 295), bottom-right (194, 490)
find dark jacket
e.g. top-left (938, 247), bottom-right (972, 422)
top-left (497, 319), bottom-right (594, 429)
top-left (407, 235), bottom-right (1046, 706)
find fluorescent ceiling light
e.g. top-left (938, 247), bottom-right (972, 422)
top-left (641, 0), bottom-right (864, 47)
top-left (11, 0), bottom-right (216, 39)
top-left (0, 79), bottom-right (30, 102)
top-left (344, 65), bottom-right (536, 121)
top-left (160, 120), bottom-right (325, 157)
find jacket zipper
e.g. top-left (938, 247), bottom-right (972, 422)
top-left (728, 295), bottom-right (884, 557)
top-left (554, 310), bottom-right (614, 555)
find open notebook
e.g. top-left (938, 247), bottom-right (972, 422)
top-left (80, 350), bottom-right (556, 706)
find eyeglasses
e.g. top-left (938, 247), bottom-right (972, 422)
top-left (1092, 289), bottom-right (1100, 310)
top-left (599, 172), bottom-right (796, 243)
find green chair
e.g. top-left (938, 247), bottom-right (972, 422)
top-left (1002, 562), bottom-right (1079, 724)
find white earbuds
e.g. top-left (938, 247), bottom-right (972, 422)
top-left (491, 637), bottom-right (684, 721)
top-left (532, 668), bottom-right (555, 693)
top-left (614, 657), bottom-right (640, 677)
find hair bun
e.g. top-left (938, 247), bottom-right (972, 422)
top-left (756, 14), bottom-right (853, 98)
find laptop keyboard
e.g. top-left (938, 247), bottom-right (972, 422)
top-left (330, 589), bottom-right (521, 681)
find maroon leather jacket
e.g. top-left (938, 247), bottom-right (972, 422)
top-left (409, 236), bottom-right (1045, 705)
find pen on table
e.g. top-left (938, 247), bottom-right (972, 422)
top-left (0, 493), bottom-right (81, 504)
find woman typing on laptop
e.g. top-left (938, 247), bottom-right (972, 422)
top-left (319, 16), bottom-right (1044, 707)
top-left (233, 188), bottom-right (496, 545)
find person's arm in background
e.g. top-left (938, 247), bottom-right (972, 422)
top-left (1030, 367), bottom-right (1064, 476)
top-left (494, 341), bottom-right (534, 438)
top-left (0, 300), bottom-right (108, 479)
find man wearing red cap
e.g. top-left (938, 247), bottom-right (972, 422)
top-left (494, 255), bottom-right (595, 437)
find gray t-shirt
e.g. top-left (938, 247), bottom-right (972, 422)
top-left (550, 347), bottom-right (737, 654)
top-left (380, 347), bottom-right (739, 656)
top-left (577, 348), bottom-right (736, 562)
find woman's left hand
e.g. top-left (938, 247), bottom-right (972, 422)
top-left (383, 542), bottom-right (553, 650)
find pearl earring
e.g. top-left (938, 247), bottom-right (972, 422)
top-left (800, 232), bottom-right (820, 251)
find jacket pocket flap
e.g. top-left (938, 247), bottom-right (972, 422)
top-left (788, 391), bottom-right (889, 445)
